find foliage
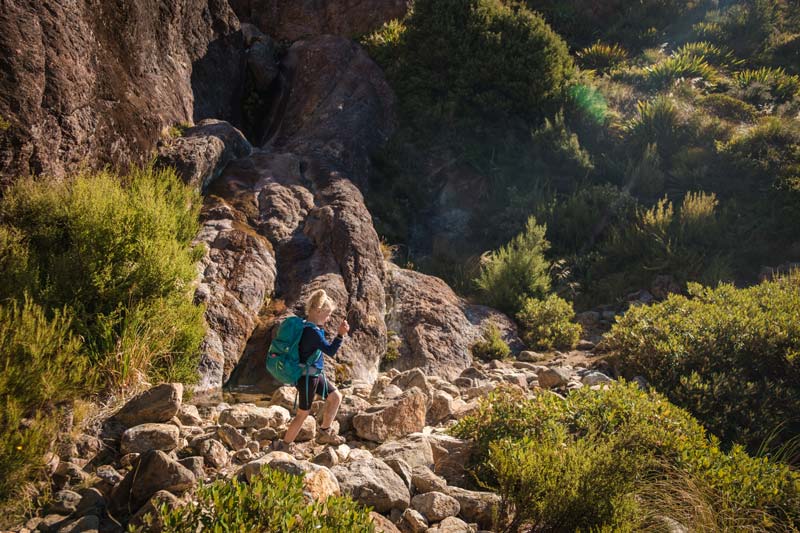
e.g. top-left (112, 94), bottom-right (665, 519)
top-left (472, 323), bottom-right (511, 361)
top-left (644, 53), bottom-right (718, 89)
top-left (0, 115), bottom-right (9, 131)
top-left (676, 41), bottom-right (744, 68)
top-left (452, 383), bottom-right (800, 532)
top-left (626, 97), bottom-right (685, 158)
top-left (516, 294), bottom-right (581, 351)
top-left (700, 93), bottom-right (759, 122)
top-left (732, 67), bottom-right (800, 106)
top-left (152, 465), bottom-right (375, 532)
top-left (601, 274), bottom-right (800, 452)
top-left (369, 0), bottom-right (576, 128)
top-left (0, 165), bottom-right (206, 391)
top-left (475, 216), bottom-right (551, 315)
top-left (0, 299), bottom-right (88, 509)
top-left (576, 42), bottom-right (628, 73)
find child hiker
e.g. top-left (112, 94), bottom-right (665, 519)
top-left (273, 289), bottom-right (348, 453)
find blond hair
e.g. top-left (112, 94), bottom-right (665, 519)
top-left (305, 289), bottom-right (336, 316)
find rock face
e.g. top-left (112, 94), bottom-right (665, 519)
top-left (0, 0), bottom-right (245, 183)
top-left (156, 119), bottom-right (253, 192)
top-left (229, 0), bottom-right (411, 42)
top-left (384, 264), bottom-right (522, 380)
top-left (207, 35), bottom-right (396, 391)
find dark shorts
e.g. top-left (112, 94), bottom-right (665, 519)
top-left (295, 373), bottom-right (336, 411)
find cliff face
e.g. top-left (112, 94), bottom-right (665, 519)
top-left (0, 0), bottom-right (245, 183)
top-left (0, 0), bottom-right (521, 394)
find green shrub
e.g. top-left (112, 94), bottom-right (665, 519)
top-left (151, 465), bottom-right (375, 533)
top-left (475, 216), bottom-right (551, 315)
top-left (375, 0), bottom-right (576, 127)
top-left (0, 299), bottom-right (88, 510)
top-left (452, 383), bottom-right (800, 531)
top-left (471, 323), bottom-right (511, 361)
top-left (732, 67), bottom-right (800, 105)
top-left (576, 42), bottom-right (628, 73)
top-left (700, 93), bottom-right (759, 122)
top-left (720, 117), bottom-right (800, 192)
top-left (516, 294), bottom-right (581, 351)
top-left (626, 97), bottom-right (686, 157)
top-left (676, 41), bottom-right (744, 68)
top-left (0, 166), bottom-right (206, 391)
top-left (645, 53), bottom-right (718, 89)
top-left (0, 116), bottom-right (9, 131)
top-left (600, 275), bottom-right (800, 452)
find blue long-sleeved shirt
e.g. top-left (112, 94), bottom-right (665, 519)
top-left (298, 324), bottom-right (342, 371)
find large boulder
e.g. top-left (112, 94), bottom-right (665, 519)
top-left (218, 404), bottom-right (289, 429)
top-left (332, 457), bottom-right (411, 513)
top-left (384, 264), bottom-right (521, 381)
top-left (193, 210), bottom-right (277, 393)
top-left (411, 491), bottom-right (460, 522)
top-left (446, 487), bottom-right (501, 530)
top-left (110, 450), bottom-right (195, 516)
top-left (0, 0), bottom-right (244, 183)
top-left (156, 119), bottom-right (252, 192)
top-left (352, 387), bottom-right (427, 442)
top-left (373, 434), bottom-right (434, 470)
top-left (112, 384), bottom-right (183, 427)
top-left (120, 424), bottom-right (181, 455)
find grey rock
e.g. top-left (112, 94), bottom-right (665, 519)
top-left (411, 491), bottom-right (460, 522)
top-left (112, 384), bottom-right (183, 427)
top-left (120, 424), bottom-right (181, 455)
top-left (332, 457), bottom-right (410, 513)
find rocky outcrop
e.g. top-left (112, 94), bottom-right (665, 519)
top-left (229, 0), bottom-right (411, 42)
top-left (156, 119), bottom-right (253, 192)
top-left (384, 263), bottom-right (522, 380)
top-left (204, 35), bottom-right (395, 391)
top-left (0, 0), bottom-right (245, 183)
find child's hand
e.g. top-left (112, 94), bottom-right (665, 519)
top-left (337, 320), bottom-right (350, 337)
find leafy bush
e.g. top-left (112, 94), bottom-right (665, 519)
top-left (370, 0), bottom-right (576, 127)
top-left (0, 166), bottom-right (205, 391)
top-left (471, 323), bottom-right (511, 361)
top-left (151, 465), bottom-right (375, 532)
top-left (700, 93), bottom-right (759, 122)
top-left (676, 41), bottom-right (744, 68)
top-left (720, 117), bottom-right (800, 192)
top-left (0, 299), bottom-right (88, 508)
top-left (601, 275), bottom-right (800, 452)
top-left (516, 295), bottom-right (581, 351)
top-left (645, 53), bottom-right (718, 89)
top-left (452, 383), bottom-right (800, 531)
top-left (732, 67), bottom-right (800, 106)
top-left (475, 216), bottom-right (551, 315)
top-left (626, 97), bottom-right (686, 158)
top-left (0, 115), bottom-right (9, 131)
top-left (576, 42), bottom-right (628, 73)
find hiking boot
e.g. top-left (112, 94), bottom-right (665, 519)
top-left (270, 440), bottom-right (297, 455)
top-left (316, 426), bottom-right (346, 445)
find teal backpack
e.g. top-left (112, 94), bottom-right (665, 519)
top-left (266, 315), bottom-right (322, 385)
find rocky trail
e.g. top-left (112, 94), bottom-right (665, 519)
top-left (13, 356), bottom-right (614, 533)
